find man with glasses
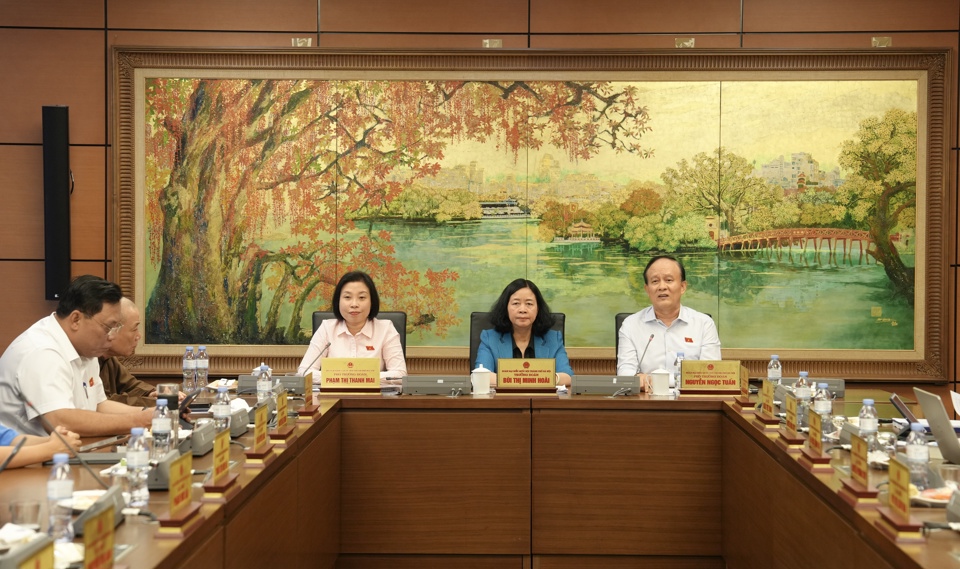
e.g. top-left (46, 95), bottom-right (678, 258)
top-left (0, 276), bottom-right (153, 436)
top-left (99, 297), bottom-right (185, 406)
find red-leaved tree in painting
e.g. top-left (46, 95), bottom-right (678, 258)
top-left (143, 79), bottom-right (652, 344)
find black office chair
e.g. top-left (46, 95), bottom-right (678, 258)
top-left (311, 310), bottom-right (407, 356)
top-left (614, 312), bottom-right (633, 355)
top-left (468, 311), bottom-right (565, 372)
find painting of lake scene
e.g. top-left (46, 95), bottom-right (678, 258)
top-left (139, 74), bottom-right (919, 352)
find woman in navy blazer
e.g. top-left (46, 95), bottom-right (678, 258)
top-left (475, 279), bottom-right (573, 387)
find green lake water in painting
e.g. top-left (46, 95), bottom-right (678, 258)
top-left (341, 219), bottom-right (914, 350)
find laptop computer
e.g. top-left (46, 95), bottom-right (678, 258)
top-left (913, 387), bottom-right (960, 464)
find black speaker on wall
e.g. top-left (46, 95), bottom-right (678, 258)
top-left (42, 105), bottom-right (72, 300)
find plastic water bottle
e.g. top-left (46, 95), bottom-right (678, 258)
top-left (905, 423), bottom-right (930, 491)
top-left (151, 399), bottom-right (172, 460)
top-left (182, 346), bottom-right (196, 392)
top-left (672, 352), bottom-right (685, 391)
top-left (858, 398), bottom-right (880, 452)
top-left (195, 345), bottom-right (209, 390)
top-left (47, 453), bottom-right (74, 542)
top-left (767, 355), bottom-right (782, 385)
top-left (811, 382), bottom-right (833, 439)
top-left (257, 363), bottom-right (272, 404)
top-left (126, 427), bottom-right (151, 508)
top-left (793, 371), bottom-right (812, 429)
top-left (212, 386), bottom-right (232, 432)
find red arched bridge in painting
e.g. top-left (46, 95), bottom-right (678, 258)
top-left (717, 228), bottom-right (874, 263)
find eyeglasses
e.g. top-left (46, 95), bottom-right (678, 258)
top-left (89, 316), bottom-right (124, 337)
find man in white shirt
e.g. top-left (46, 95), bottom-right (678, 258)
top-left (617, 255), bottom-right (721, 392)
top-left (0, 276), bottom-right (153, 436)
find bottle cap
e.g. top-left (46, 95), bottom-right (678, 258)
top-left (52, 453), bottom-right (68, 464)
top-left (131, 427), bottom-right (145, 436)
top-left (817, 382), bottom-right (828, 388)
top-left (260, 364), bottom-right (269, 372)
top-left (218, 386), bottom-right (228, 393)
top-left (186, 346), bottom-right (193, 352)
top-left (799, 371), bottom-right (808, 377)
top-left (157, 399), bottom-right (168, 407)
top-left (677, 352), bottom-right (684, 357)
top-left (863, 398), bottom-right (874, 406)
top-left (199, 345), bottom-right (207, 350)
top-left (911, 423), bottom-right (924, 432)
top-left (771, 354), bottom-right (779, 360)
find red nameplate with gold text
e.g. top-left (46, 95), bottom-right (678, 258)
top-left (808, 410), bottom-right (824, 455)
top-left (168, 452), bottom-right (193, 515)
top-left (212, 428), bottom-right (231, 483)
top-left (83, 503), bottom-right (115, 569)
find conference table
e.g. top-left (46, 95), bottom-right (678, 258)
top-left (1, 386), bottom-right (959, 568)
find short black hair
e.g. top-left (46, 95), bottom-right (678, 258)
top-left (331, 271), bottom-right (380, 320)
top-left (643, 255), bottom-right (686, 284)
top-left (488, 278), bottom-right (556, 337)
top-left (55, 275), bottom-right (123, 318)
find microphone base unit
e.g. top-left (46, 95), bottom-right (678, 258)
top-left (237, 375), bottom-right (306, 396)
top-left (230, 408), bottom-right (250, 437)
top-left (402, 375), bottom-right (471, 396)
top-left (147, 449), bottom-right (181, 491)
top-left (191, 421), bottom-right (217, 456)
top-left (571, 375), bottom-right (641, 396)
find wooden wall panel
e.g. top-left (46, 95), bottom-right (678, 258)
top-left (70, 147), bottom-right (107, 260)
top-left (108, 31), bottom-right (315, 50)
top-left (71, 261), bottom-right (109, 278)
top-left (341, 409), bottom-right (531, 554)
top-left (296, 416), bottom-right (341, 569)
top-left (531, 0), bottom-right (742, 34)
top-left (224, 458), bottom-right (300, 568)
top-left (0, 262), bottom-right (58, 351)
top-left (535, 557), bottom-right (724, 569)
top-left (743, 0), bottom-right (960, 33)
top-left (0, 0), bottom-right (103, 28)
top-left (532, 34), bottom-right (742, 50)
top-left (533, 409), bottom-right (722, 556)
top-left (722, 417), bottom-right (898, 569)
top-left (319, 34), bottom-right (529, 49)
top-left (0, 147), bottom-right (45, 259)
top-left (178, 527), bottom-right (225, 569)
top-left (743, 32), bottom-right (960, 50)
top-left (0, 29), bottom-right (105, 145)
top-left (320, 0), bottom-right (529, 33)
top-left (108, 0), bottom-right (318, 32)
top-left (337, 556), bottom-right (526, 569)
top-left (0, 147), bottom-right (106, 260)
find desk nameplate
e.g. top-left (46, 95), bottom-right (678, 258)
top-left (497, 358), bottom-right (555, 392)
top-left (321, 358), bottom-right (380, 392)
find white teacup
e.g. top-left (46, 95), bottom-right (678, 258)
top-left (650, 369), bottom-right (671, 396)
top-left (471, 365), bottom-right (492, 395)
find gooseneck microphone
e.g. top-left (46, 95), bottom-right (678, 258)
top-left (13, 388), bottom-right (110, 490)
top-left (0, 437), bottom-right (27, 475)
top-left (302, 341), bottom-right (331, 374)
top-left (637, 333), bottom-right (655, 371)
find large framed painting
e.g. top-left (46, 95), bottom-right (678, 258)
top-left (113, 48), bottom-right (949, 379)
